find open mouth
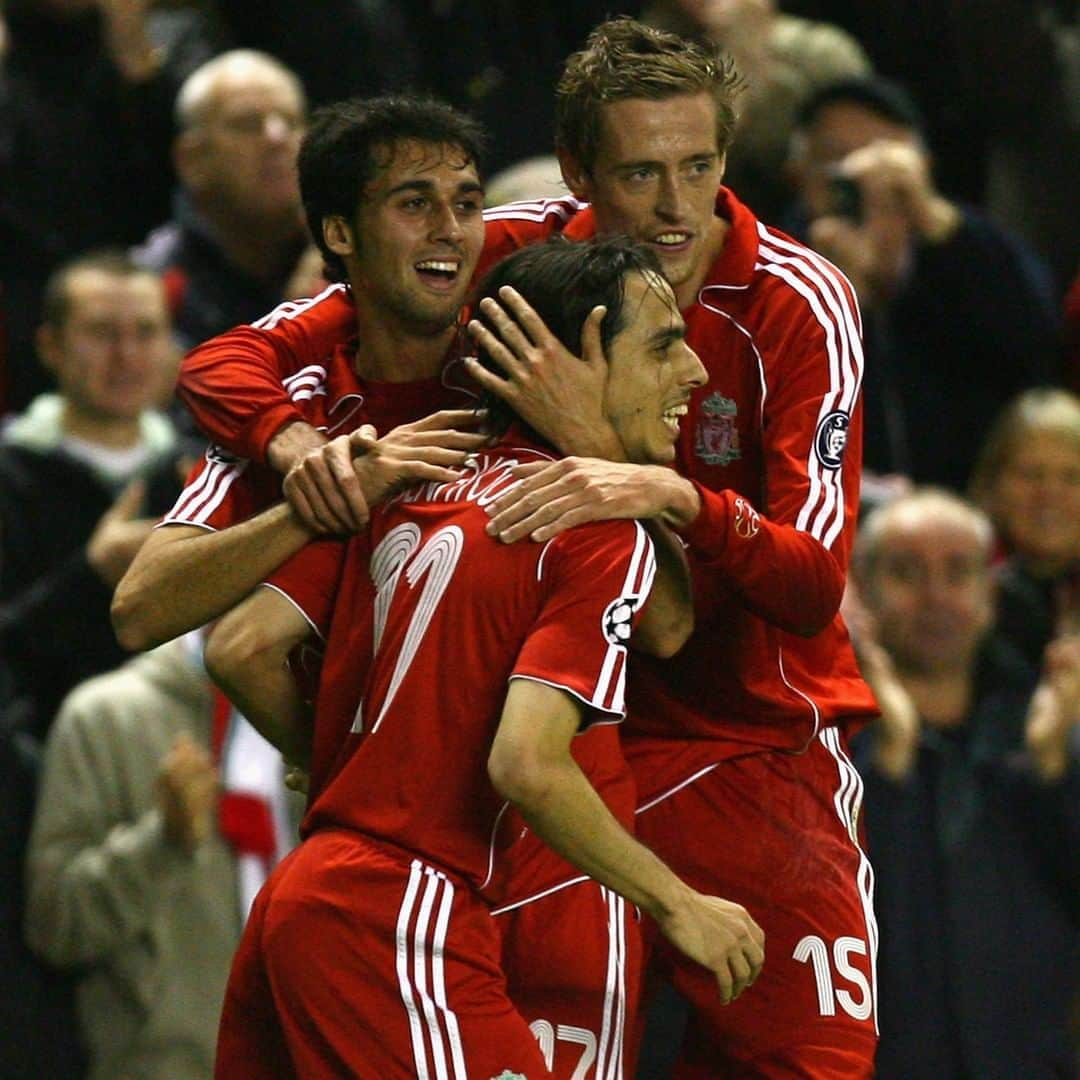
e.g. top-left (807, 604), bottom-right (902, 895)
top-left (651, 231), bottom-right (693, 253)
top-left (661, 402), bottom-right (689, 436)
top-left (414, 258), bottom-right (461, 291)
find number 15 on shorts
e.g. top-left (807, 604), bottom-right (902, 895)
top-left (794, 935), bottom-right (874, 1020)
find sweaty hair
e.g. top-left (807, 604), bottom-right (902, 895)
top-left (555, 16), bottom-right (742, 175)
top-left (471, 235), bottom-right (665, 438)
top-left (41, 250), bottom-right (161, 331)
top-left (299, 94), bottom-right (488, 282)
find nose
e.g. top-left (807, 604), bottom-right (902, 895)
top-left (680, 343), bottom-right (708, 388)
top-left (430, 200), bottom-right (465, 244)
top-left (655, 172), bottom-right (687, 222)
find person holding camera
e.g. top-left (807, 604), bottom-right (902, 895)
top-left (785, 76), bottom-right (1060, 493)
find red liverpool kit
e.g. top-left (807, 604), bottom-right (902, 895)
top-left (218, 437), bottom-right (655, 1080)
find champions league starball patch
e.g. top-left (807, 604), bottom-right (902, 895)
top-left (814, 411), bottom-right (850, 469)
top-left (602, 596), bottom-right (641, 645)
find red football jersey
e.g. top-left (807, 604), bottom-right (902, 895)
top-left (267, 436), bottom-right (656, 895)
top-left (484, 190), bottom-right (878, 802)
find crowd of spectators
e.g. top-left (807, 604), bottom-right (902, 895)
top-left (0, 1), bottom-right (1075, 1077)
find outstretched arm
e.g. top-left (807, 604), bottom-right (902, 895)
top-left (489, 678), bottom-right (764, 1005)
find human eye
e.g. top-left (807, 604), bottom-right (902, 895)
top-left (400, 195), bottom-right (429, 212)
top-left (456, 195), bottom-right (483, 214)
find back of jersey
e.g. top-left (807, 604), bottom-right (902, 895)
top-left (304, 440), bottom-right (655, 891)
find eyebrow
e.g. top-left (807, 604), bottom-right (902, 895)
top-left (648, 324), bottom-right (686, 350)
top-left (384, 178), bottom-right (485, 199)
top-left (616, 151), bottom-right (719, 172)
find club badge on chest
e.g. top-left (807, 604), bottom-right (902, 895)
top-left (694, 392), bottom-right (742, 467)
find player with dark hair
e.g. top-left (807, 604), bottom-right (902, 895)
top-left (207, 236), bottom-right (763, 1078)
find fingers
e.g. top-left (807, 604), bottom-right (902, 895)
top-left (405, 408), bottom-right (485, 432)
top-left (579, 305), bottom-right (608, 367)
top-left (467, 318), bottom-right (525, 383)
top-left (479, 292), bottom-right (538, 356)
top-left (111, 478), bottom-right (147, 520)
top-left (487, 493), bottom-right (595, 544)
top-left (284, 455), bottom-right (356, 534)
top-left (494, 285), bottom-right (560, 348)
top-left (463, 353), bottom-right (516, 400)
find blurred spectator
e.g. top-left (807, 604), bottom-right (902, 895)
top-left (786, 75), bottom-right (1060, 491)
top-left (135, 50), bottom-right (311, 355)
top-left (24, 634), bottom-right (299, 1080)
top-left (0, 251), bottom-right (184, 737)
top-left (641, 0), bottom-right (872, 221)
top-left (794, 0), bottom-right (1080, 296)
top-left (0, 0), bottom-right (215, 414)
top-left (849, 488), bottom-right (1079, 1078)
top-left (970, 388), bottom-right (1080, 668)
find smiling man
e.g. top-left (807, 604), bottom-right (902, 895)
top-left (470, 18), bottom-right (880, 1077)
top-left (113, 95), bottom-right (490, 666)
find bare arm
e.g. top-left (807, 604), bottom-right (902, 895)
top-left (111, 507), bottom-right (316, 652)
top-left (488, 679), bottom-right (764, 1004)
top-left (203, 586), bottom-right (315, 768)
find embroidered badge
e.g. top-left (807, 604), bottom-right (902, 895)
top-left (694, 393), bottom-right (741, 466)
top-left (602, 596), bottom-right (641, 646)
top-left (814, 411), bottom-right (850, 469)
top-left (733, 496), bottom-right (760, 539)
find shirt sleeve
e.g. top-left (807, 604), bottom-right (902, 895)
top-left (513, 519), bottom-right (656, 719)
top-left (263, 539), bottom-right (349, 640)
top-left (677, 265), bottom-right (864, 635)
top-left (177, 286), bottom-right (355, 462)
top-left (158, 445), bottom-right (262, 531)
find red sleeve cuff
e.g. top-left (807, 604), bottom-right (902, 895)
top-left (674, 482), bottom-right (733, 561)
top-left (242, 403), bottom-right (307, 465)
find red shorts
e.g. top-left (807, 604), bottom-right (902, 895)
top-left (496, 879), bottom-right (644, 1079)
top-left (631, 728), bottom-right (878, 1078)
top-left (215, 830), bottom-right (547, 1080)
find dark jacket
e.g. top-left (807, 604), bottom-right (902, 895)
top-left (854, 638), bottom-right (1079, 1078)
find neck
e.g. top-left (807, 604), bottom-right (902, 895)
top-left (60, 401), bottom-right (142, 449)
top-left (895, 665), bottom-right (974, 729)
top-left (195, 201), bottom-right (304, 281)
top-left (350, 305), bottom-right (458, 383)
top-left (675, 215), bottom-right (729, 310)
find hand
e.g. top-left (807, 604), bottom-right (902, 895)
top-left (282, 424), bottom-right (377, 534)
top-left (1025, 635), bottom-right (1080, 781)
top-left (86, 480), bottom-right (156, 588)
top-left (484, 458), bottom-right (700, 543)
top-left (844, 590), bottom-right (920, 780)
top-left (657, 888), bottom-right (765, 1005)
top-left (465, 286), bottom-right (624, 459)
top-left (350, 409), bottom-right (489, 509)
top-left (98, 0), bottom-right (161, 82)
top-left (158, 734), bottom-right (219, 854)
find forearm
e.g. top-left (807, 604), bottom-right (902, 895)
top-left (204, 621), bottom-right (313, 768)
top-left (111, 505), bottom-right (315, 651)
top-left (633, 521), bottom-right (693, 658)
top-left (495, 751), bottom-right (691, 922)
top-left (25, 809), bottom-right (190, 967)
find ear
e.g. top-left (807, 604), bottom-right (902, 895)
top-left (556, 147), bottom-right (592, 202)
top-left (322, 215), bottom-right (355, 257)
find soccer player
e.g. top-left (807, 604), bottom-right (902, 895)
top-left (466, 19), bottom-right (879, 1076)
top-left (111, 94), bottom-right (492, 678)
top-left (208, 236), bottom-right (764, 1078)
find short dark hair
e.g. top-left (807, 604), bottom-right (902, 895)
top-left (41, 249), bottom-right (160, 331)
top-left (472, 236), bottom-right (665, 439)
top-left (797, 75), bottom-right (924, 136)
top-left (556, 16), bottom-right (742, 175)
top-left (298, 94), bottom-right (488, 282)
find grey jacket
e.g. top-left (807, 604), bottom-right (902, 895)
top-left (24, 640), bottom-right (242, 1080)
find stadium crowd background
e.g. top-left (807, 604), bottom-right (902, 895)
top-left (0, 1), bottom-right (1076, 1077)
